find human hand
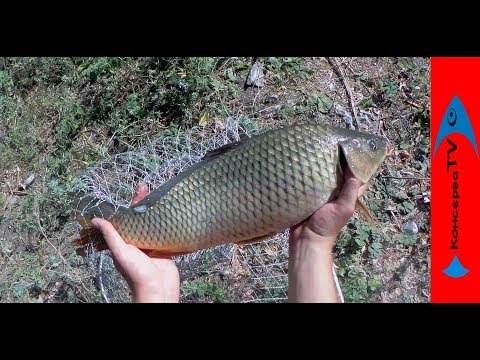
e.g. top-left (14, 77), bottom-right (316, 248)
top-left (288, 167), bottom-right (368, 302)
top-left (91, 184), bottom-right (180, 303)
top-left (289, 167), bottom-right (368, 252)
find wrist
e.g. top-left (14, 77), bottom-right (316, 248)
top-left (133, 282), bottom-right (178, 303)
top-left (288, 234), bottom-right (338, 303)
top-left (289, 227), bottom-right (337, 254)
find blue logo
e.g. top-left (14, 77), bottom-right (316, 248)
top-left (443, 255), bottom-right (470, 278)
top-left (434, 95), bottom-right (477, 279)
top-left (433, 95), bottom-right (478, 157)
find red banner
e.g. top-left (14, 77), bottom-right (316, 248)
top-left (431, 57), bottom-right (480, 302)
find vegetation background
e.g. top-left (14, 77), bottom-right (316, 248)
top-left (0, 57), bottom-right (430, 302)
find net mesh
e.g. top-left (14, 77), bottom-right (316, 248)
top-left (71, 116), bottom-right (339, 303)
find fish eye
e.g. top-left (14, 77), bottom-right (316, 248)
top-left (368, 139), bottom-right (377, 151)
top-left (352, 139), bottom-right (361, 148)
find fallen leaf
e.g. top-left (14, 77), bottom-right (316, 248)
top-left (265, 245), bottom-right (279, 257)
top-left (398, 150), bottom-right (411, 161)
top-left (199, 111), bottom-right (209, 126)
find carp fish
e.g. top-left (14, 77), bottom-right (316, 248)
top-left (73, 123), bottom-right (388, 257)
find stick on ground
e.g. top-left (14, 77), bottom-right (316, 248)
top-left (327, 57), bottom-right (360, 130)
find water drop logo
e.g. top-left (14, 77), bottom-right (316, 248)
top-left (434, 96), bottom-right (478, 157)
top-left (443, 255), bottom-right (469, 278)
top-left (434, 95), bottom-right (478, 279)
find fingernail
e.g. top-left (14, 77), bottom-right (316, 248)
top-left (91, 219), bottom-right (100, 229)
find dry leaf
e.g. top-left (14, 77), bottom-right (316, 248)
top-left (199, 111), bottom-right (209, 126)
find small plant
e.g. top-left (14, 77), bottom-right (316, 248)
top-left (266, 57), bottom-right (313, 82)
top-left (0, 70), bottom-right (13, 93)
top-left (262, 277), bottom-right (288, 300)
top-left (306, 92), bottom-right (333, 114)
top-left (380, 79), bottom-right (398, 98)
top-left (181, 279), bottom-right (225, 303)
top-left (397, 234), bottom-right (417, 247)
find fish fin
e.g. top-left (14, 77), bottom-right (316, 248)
top-left (355, 199), bottom-right (376, 226)
top-left (202, 141), bottom-right (243, 160)
top-left (73, 227), bottom-right (108, 257)
top-left (132, 141), bottom-right (244, 209)
top-left (141, 249), bottom-right (191, 258)
top-left (70, 191), bottom-right (117, 221)
top-left (71, 192), bottom-right (116, 257)
top-left (235, 233), bottom-right (275, 246)
top-left (75, 212), bottom-right (92, 228)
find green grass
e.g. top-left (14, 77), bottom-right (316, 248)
top-left (335, 218), bottom-right (387, 302)
top-left (181, 279), bottom-right (225, 303)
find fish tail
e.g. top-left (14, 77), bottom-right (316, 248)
top-left (73, 227), bottom-right (109, 256)
top-left (69, 192), bottom-right (118, 222)
top-left (70, 192), bottom-right (117, 256)
top-left (355, 199), bottom-right (376, 226)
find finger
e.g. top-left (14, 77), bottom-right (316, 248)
top-left (336, 167), bottom-right (361, 210)
top-left (131, 182), bottom-right (149, 206)
top-left (358, 183), bottom-right (368, 198)
top-left (91, 218), bottom-right (127, 256)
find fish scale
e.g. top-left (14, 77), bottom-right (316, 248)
top-left (74, 123), bottom-right (388, 257)
top-left (114, 124), bottom-right (338, 251)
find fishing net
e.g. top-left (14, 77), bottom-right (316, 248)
top-left (71, 116), bottom-right (343, 303)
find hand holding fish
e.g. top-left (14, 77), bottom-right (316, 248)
top-left (288, 167), bottom-right (367, 303)
top-left (92, 184), bottom-right (180, 303)
top-left (73, 123), bottom-right (388, 303)
top-left (92, 168), bottom-right (367, 304)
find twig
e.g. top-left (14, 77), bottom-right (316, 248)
top-left (332, 265), bottom-right (345, 303)
top-left (12, 190), bottom-right (28, 196)
top-left (98, 252), bottom-right (110, 303)
top-left (388, 210), bottom-right (401, 231)
top-left (2, 193), bottom-right (13, 211)
top-left (404, 100), bottom-right (422, 109)
top-left (327, 57), bottom-right (360, 130)
top-left (34, 203), bottom-right (68, 265)
top-left (382, 176), bottom-right (430, 181)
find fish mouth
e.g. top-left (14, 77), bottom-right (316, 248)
top-left (338, 138), bottom-right (387, 184)
top-left (339, 145), bottom-right (348, 173)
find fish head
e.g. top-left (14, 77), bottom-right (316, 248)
top-left (338, 130), bottom-right (388, 184)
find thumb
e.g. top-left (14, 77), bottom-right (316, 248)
top-left (91, 218), bottom-right (127, 257)
top-left (131, 182), bottom-right (149, 206)
top-left (335, 167), bottom-right (361, 213)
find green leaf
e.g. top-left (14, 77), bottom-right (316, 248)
top-left (368, 275), bottom-right (383, 292)
top-left (396, 191), bottom-right (408, 201)
top-left (234, 59), bottom-right (248, 71)
top-left (355, 238), bottom-right (366, 247)
top-left (76, 105), bottom-right (87, 116)
top-left (307, 93), bottom-right (333, 113)
top-left (359, 96), bottom-right (375, 109)
top-left (404, 202), bottom-right (415, 212)
top-left (399, 57), bottom-right (415, 71)
top-left (368, 242), bottom-right (383, 258)
top-left (298, 66), bottom-right (313, 80)
top-left (398, 201), bottom-right (415, 214)
top-left (317, 93), bottom-right (333, 113)
top-left (397, 234), bottom-right (417, 246)
top-left (368, 201), bottom-right (379, 214)
top-left (399, 140), bottom-right (412, 150)
top-left (78, 60), bottom-right (91, 71)
top-left (227, 68), bottom-right (236, 82)
top-left (380, 80), bottom-right (397, 97)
